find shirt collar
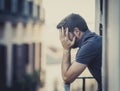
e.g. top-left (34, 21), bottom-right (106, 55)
top-left (77, 30), bottom-right (94, 47)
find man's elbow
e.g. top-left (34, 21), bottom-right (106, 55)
top-left (63, 76), bottom-right (73, 84)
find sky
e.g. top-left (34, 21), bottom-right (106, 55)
top-left (42, 0), bottom-right (95, 47)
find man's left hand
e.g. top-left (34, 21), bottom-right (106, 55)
top-left (59, 27), bottom-right (76, 50)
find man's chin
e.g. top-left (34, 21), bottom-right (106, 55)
top-left (71, 44), bottom-right (78, 49)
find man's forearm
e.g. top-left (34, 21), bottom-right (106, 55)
top-left (61, 49), bottom-right (71, 82)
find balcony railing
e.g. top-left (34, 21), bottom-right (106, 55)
top-left (77, 77), bottom-right (94, 91)
top-left (63, 76), bottom-right (95, 91)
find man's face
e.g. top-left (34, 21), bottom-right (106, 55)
top-left (68, 28), bottom-right (83, 48)
top-left (68, 31), bottom-right (79, 48)
top-left (69, 31), bottom-right (75, 41)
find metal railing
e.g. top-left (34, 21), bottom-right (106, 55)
top-left (63, 77), bottom-right (94, 91)
top-left (77, 77), bottom-right (94, 91)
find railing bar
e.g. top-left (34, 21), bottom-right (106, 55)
top-left (77, 77), bottom-right (94, 91)
top-left (77, 77), bottom-right (94, 79)
top-left (83, 78), bottom-right (85, 91)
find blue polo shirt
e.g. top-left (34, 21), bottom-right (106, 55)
top-left (76, 30), bottom-right (102, 90)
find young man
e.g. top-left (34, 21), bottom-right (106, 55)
top-left (57, 13), bottom-right (102, 91)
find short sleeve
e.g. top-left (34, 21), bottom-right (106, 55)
top-left (76, 42), bottom-right (97, 65)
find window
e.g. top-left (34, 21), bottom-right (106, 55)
top-left (0, 45), bottom-right (7, 88)
top-left (28, 1), bottom-right (33, 16)
top-left (11, 0), bottom-right (18, 13)
top-left (4, 0), bottom-right (11, 12)
top-left (37, 5), bottom-right (40, 18)
top-left (0, 0), bottom-right (4, 10)
top-left (18, 0), bottom-right (24, 14)
top-left (0, 23), bottom-right (4, 40)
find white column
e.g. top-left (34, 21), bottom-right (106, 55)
top-left (95, 0), bottom-right (100, 34)
top-left (4, 22), bottom-right (13, 87)
top-left (103, 0), bottom-right (120, 91)
top-left (107, 0), bottom-right (120, 91)
top-left (24, 22), bottom-right (34, 74)
top-left (15, 23), bottom-right (24, 45)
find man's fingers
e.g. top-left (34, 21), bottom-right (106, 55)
top-left (61, 27), bottom-right (65, 37)
top-left (65, 28), bottom-right (69, 39)
top-left (59, 29), bottom-right (62, 38)
top-left (59, 27), bottom-right (66, 41)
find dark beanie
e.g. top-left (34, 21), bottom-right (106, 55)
top-left (57, 13), bottom-right (88, 32)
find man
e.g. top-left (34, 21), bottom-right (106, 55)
top-left (56, 13), bottom-right (102, 91)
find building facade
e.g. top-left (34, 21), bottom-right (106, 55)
top-left (0, 0), bottom-right (45, 91)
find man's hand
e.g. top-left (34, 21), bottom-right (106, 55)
top-left (59, 27), bottom-right (76, 50)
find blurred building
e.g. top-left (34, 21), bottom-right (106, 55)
top-left (0, 0), bottom-right (45, 91)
